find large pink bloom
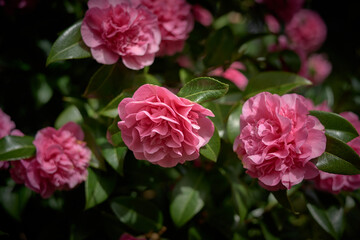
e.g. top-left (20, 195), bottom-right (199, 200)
top-left (118, 84), bottom-right (214, 167)
top-left (285, 9), bottom-right (327, 53)
top-left (81, 0), bottom-right (161, 70)
top-left (140, 0), bottom-right (194, 56)
top-left (10, 122), bottom-right (91, 198)
top-left (314, 112), bottom-right (360, 194)
top-left (233, 92), bottom-right (326, 191)
top-left (257, 0), bottom-right (304, 22)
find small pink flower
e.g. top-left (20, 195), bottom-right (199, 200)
top-left (314, 111), bottom-right (360, 194)
top-left (140, 0), bottom-right (194, 56)
top-left (265, 14), bottom-right (280, 33)
top-left (176, 55), bottom-right (193, 70)
top-left (209, 62), bottom-right (248, 91)
top-left (192, 4), bottom-right (213, 27)
top-left (119, 233), bottom-right (146, 240)
top-left (81, 0), bottom-right (161, 70)
top-left (0, 108), bottom-right (16, 139)
top-left (233, 92), bottom-right (326, 191)
top-left (258, 0), bottom-right (304, 22)
top-left (118, 84), bottom-right (214, 167)
top-left (285, 9), bottom-right (327, 53)
top-left (10, 122), bottom-right (91, 198)
top-left (301, 54), bottom-right (332, 85)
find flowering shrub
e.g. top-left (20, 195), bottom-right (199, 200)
top-left (1, 0), bottom-right (360, 239)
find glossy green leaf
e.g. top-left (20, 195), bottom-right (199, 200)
top-left (204, 27), bottom-right (235, 67)
top-left (85, 168), bottom-right (116, 210)
top-left (316, 134), bottom-right (360, 173)
top-left (54, 105), bottom-right (83, 129)
top-left (83, 65), bottom-right (116, 98)
top-left (310, 111), bottom-right (359, 142)
top-left (307, 204), bottom-right (343, 240)
top-left (200, 126), bottom-right (220, 162)
top-left (271, 190), bottom-right (297, 213)
top-left (98, 92), bottom-right (129, 118)
top-left (177, 77), bottom-right (229, 103)
top-left (46, 21), bottom-right (91, 66)
top-left (107, 116), bottom-right (124, 147)
top-left (83, 125), bottom-right (107, 171)
top-left (111, 196), bottom-right (163, 233)
top-left (170, 170), bottom-right (209, 228)
top-left (102, 146), bottom-right (127, 176)
top-left (226, 103), bottom-right (242, 144)
top-left (243, 71), bottom-right (312, 99)
top-left (0, 136), bottom-right (36, 161)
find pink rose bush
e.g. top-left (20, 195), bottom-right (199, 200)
top-left (118, 84), bottom-right (214, 167)
top-left (81, 0), bottom-right (161, 69)
top-left (285, 9), bottom-right (327, 54)
top-left (140, 0), bottom-right (194, 56)
top-left (192, 4), bottom-right (213, 27)
top-left (233, 92), bottom-right (326, 191)
top-left (314, 112), bottom-right (360, 194)
top-left (10, 122), bottom-right (91, 198)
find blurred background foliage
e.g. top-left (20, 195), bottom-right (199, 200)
top-left (1, 0), bottom-right (360, 240)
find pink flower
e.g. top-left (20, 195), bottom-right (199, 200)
top-left (0, 108), bottom-right (16, 139)
top-left (140, 0), bottom-right (194, 56)
top-left (118, 84), bottom-right (214, 167)
top-left (209, 62), bottom-right (248, 91)
top-left (81, 0), bottom-right (161, 69)
top-left (265, 14), bottom-right (280, 33)
top-left (10, 122), bottom-right (91, 198)
top-left (233, 92), bottom-right (326, 191)
top-left (192, 4), bottom-right (213, 27)
top-left (300, 54), bottom-right (332, 85)
top-left (258, 0), bottom-right (304, 22)
top-left (314, 111), bottom-right (360, 194)
top-left (285, 9), bottom-right (327, 53)
top-left (119, 233), bottom-right (146, 240)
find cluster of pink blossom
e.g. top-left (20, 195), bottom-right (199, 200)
top-left (260, 0), bottom-right (332, 85)
top-left (9, 122), bottom-right (91, 198)
top-left (118, 84), bottom-right (214, 167)
top-left (81, 0), bottom-right (213, 70)
top-left (313, 112), bottom-right (360, 194)
top-left (233, 92), bottom-right (326, 191)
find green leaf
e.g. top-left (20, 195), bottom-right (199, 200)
top-left (204, 27), bottom-right (236, 67)
top-left (243, 71), bottom-right (312, 99)
top-left (202, 102), bottom-right (232, 139)
top-left (271, 190), bottom-right (297, 213)
top-left (98, 92), bottom-right (129, 118)
top-left (107, 116), bottom-right (124, 147)
top-left (316, 134), bottom-right (360, 174)
top-left (310, 111), bottom-right (359, 143)
top-left (200, 126), bottom-right (220, 162)
top-left (177, 77), bottom-right (229, 103)
top-left (231, 183), bottom-right (248, 221)
top-left (307, 204), bottom-right (343, 240)
top-left (47, 21), bottom-right (91, 66)
top-left (102, 146), bottom-right (127, 176)
top-left (0, 136), bottom-right (36, 161)
top-left (55, 105), bottom-right (83, 129)
top-left (134, 73), bottom-right (161, 86)
top-left (85, 168), bottom-right (116, 210)
top-left (83, 65), bottom-right (117, 98)
top-left (110, 196), bottom-right (163, 233)
top-left (226, 103), bottom-right (242, 144)
top-left (170, 170), bottom-right (209, 227)
top-left (179, 68), bottom-right (194, 85)
top-left (82, 125), bottom-right (107, 171)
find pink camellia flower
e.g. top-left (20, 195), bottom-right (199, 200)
top-left (305, 54), bottom-right (332, 85)
top-left (81, 0), bottom-right (161, 70)
top-left (209, 62), bottom-right (248, 91)
top-left (118, 84), bottom-right (214, 167)
top-left (192, 4), bottom-right (213, 27)
top-left (314, 111), bottom-right (360, 194)
top-left (119, 233), bottom-right (146, 240)
top-left (257, 0), bottom-right (304, 22)
top-left (285, 9), bottom-right (327, 53)
top-left (140, 0), bottom-right (194, 56)
top-left (265, 14), bottom-right (280, 33)
top-left (233, 92), bottom-right (326, 191)
top-left (0, 108), bottom-right (16, 139)
top-left (10, 122), bottom-right (91, 198)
